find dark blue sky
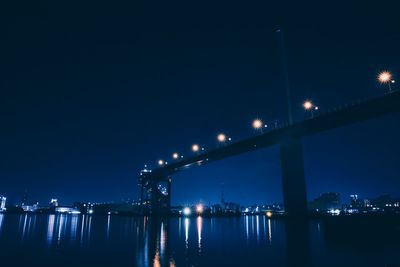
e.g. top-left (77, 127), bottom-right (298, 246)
top-left (1, 1), bottom-right (399, 206)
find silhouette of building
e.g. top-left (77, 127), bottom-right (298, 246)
top-left (309, 192), bottom-right (341, 212)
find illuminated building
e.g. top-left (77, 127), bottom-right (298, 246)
top-left (50, 198), bottom-right (59, 207)
top-left (0, 196), bottom-right (6, 212)
top-left (22, 202), bottom-right (39, 212)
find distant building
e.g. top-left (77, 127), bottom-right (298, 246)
top-left (223, 202), bottom-right (240, 214)
top-left (22, 202), bottom-right (39, 212)
top-left (210, 204), bottom-right (223, 214)
top-left (372, 194), bottom-right (394, 208)
top-left (49, 198), bottom-right (59, 207)
top-left (349, 194), bottom-right (364, 207)
top-left (0, 196), bottom-right (6, 212)
top-left (309, 192), bottom-right (341, 212)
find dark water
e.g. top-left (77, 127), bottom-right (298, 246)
top-left (0, 214), bottom-right (399, 267)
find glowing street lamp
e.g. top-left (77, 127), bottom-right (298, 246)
top-left (183, 207), bottom-right (191, 216)
top-left (303, 100), bottom-right (318, 118)
top-left (378, 71), bottom-right (394, 92)
top-left (303, 100), bottom-right (313, 110)
top-left (158, 159), bottom-right (164, 166)
top-left (378, 71), bottom-right (392, 83)
top-left (217, 133), bottom-right (226, 143)
top-left (252, 119), bottom-right (263, 129)
top-left (192, 144), bottom-right (200, 152)
top-left (172, 153), bottom-right (179, 159)
top-left (196, 204), bottom-right (204, 214)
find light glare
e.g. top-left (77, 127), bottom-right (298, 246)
top-left (192, 144), bottom-right (200, 152)
top-left (252, 119), bottom-right (263, 129)
top-left (196, 204), bottom-right (204, 214)
top-left (303, 101), bottom-right (313, 110)
top-left (217, 133), bottom-right (226, 142)
top-left (183, 207), bottom-right (191, 216)
top-left (378, 71), bottom-right (392, 83)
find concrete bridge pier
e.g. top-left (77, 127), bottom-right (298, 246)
top-left (280, 137), bottom-right (308, 217)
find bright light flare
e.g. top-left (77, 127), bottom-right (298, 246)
top-left (196, 204), bottom-right (204, 214)
top-left (172, 153), bottom-right (179, 159)
top-left (183, 207), bottom-right (191, 216)
top-left (303, 101), bottom-right (313, 110)
top-left (252, 119), bottom-right (263, 129)
top-left (158, 160), bottom-right (164, 166)
top-left (217, 133), bottom-right (226, 142)
top-left (192, 144), bottom-right (200, 152)
top-left (378, 71), bottom-right (392, 83)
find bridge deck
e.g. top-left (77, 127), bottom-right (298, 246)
top-left (142, 91), bottom-right (400, 179)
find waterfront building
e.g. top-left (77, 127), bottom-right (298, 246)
top-left (309, 192), bottom-right (341, 212)
top-left (0, 196), bottom-right (6, 212)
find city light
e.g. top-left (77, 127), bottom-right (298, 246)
top-left (158, 159), bottom-right (164, 166)
top-left (192, 144), bottom-right (200, 152)
top-left (183, 207), bottom-right (191, 216)
top-left (252, 119), bottom-right (263, 129)
top-left (217, 133), bottom-right (226, 142)
top-left (378, 71), bottom-right (395, 91)
top-left (196, 204), bottom-right (204, 214)
top-left (378, 71), bottom-right (392, 83)
top-left (172, 153), bottom-right (179, 159)
top-left (266, 211), bottom-right (273, 218)
top-left (303, 100), bottom-right (313, 110)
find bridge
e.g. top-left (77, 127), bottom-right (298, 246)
top-left (139, 90), bottom-right (400, 216)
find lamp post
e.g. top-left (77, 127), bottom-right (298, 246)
top-left (303, 100), bottom-right (318, 118)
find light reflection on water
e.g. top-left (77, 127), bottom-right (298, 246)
top-left (184, 217), bottom-right (189, 249)
top-left (0, 214), bottom-right (4, 234)
top-left (197, 216), bottom-right (202, 253)
top-left (0, 214), bottom-right (399, 267)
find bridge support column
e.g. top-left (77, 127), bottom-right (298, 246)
top-left (280, 137), bottom-right (308, 217)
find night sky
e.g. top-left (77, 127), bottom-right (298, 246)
top-left (1, 1), bottom-right (399, 206)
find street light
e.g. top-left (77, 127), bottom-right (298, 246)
top-left (192, 144), bottom-right (200, 152)
top-left (378, 71), bottom-right (394, 92)
top-left (172, 153), bottom-right (179, 159)
top-left (217, 133), bottom-right (226, 143)
top-left (196, 204), bottom-right (204, 214)
top-left (303, 100), bottom-right (318, 118)
top-left (252, 119), bottom-right (263, 129)
top-left (158, 160), bottom-right (164, 166)
top-left (183, 207), bottom-right (191, 216)
top-left (303, 100), bottom-right (313, 110)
